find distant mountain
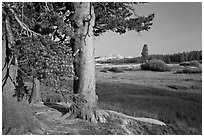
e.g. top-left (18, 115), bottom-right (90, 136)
top-left (95, 54), bottom-right (126, 61)
top-left (125, 56), bottom-right (134, 59)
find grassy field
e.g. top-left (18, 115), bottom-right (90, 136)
top-left (96, 64), bottom-right (202, 93)
top-left (95, 65), bottom-right (202, 134)
top-left (38, 64), bottom-right (202, 134)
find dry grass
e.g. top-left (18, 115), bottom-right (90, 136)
top-left (96, 82), bottom-right (202, 134)
top-left (96, 68), bottom-right (202, 93)
top-left (96, 66), bottom-right (202, 134)
top-left (38, 64), bottom-right (201, 134)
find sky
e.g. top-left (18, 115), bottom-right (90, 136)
top-left (94, 2), bottom-right (202, 57)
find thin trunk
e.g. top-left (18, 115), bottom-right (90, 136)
top-left (71, 2), bottom-right (98, 122)
top-left (2, 14), bottom-right (43, 135)
top-left (29, 77), bottom-right (42, 104)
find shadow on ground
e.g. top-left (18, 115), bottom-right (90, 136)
top-left (43, 102), bottom-right (70, 115)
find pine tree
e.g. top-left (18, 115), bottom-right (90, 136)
top-left (2, 2), bottom-right (154, 128)
top-left (141, 44), bottom-right (149, 63)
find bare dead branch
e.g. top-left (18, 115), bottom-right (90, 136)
top-left (123, 3), bottom-right (140, 17)
top-left (45, 2), bottom-right (50, 12)
top-left (8, 7), bottom-right (41, 37)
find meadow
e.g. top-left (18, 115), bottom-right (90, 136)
top-left (95, 64), bottom-right (202, 134)
top-left (39, 63), bottom-right (202, 134)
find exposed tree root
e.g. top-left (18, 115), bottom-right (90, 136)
top-left (59, 109), bottom-right (166, 135)
top-left (60, 107), bottom-right (110, 124)
top-left (59, 107), bottom-right (166, 127)
top-left (94, 109), bottom-right (110, 123)
top-left (106, 110), bottom-right (166, 126)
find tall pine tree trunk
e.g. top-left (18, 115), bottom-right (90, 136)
top-left (2, 14), bottom-right (43, 135)
top-left (29, 77), bottom-right (42, 104)
top-left (71, 2), bottom-right (98, 123)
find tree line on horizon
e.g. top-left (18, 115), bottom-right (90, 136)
top-left (96, 50), bottom-right (202, 64)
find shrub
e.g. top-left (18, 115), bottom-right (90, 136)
top-left (140, 59), bottom-right (169, 72)
top-left (180, 60), bottom-right (200, 67)
top-left (100, 68), bottom-right (108, 73)
top-left (101, 67), bottom-right (140, 72)
top-left (108, 67), bottom-right (124, 73)
top-left (175, 67), bottom-right (202, 74)
top-left (123, 67), bottom-right (140, 71)
top-left (189, 60), bottom-right (200, 67)
top-left (198, 60), bottom-right (202, 64)
top-left (180, 62), bottom-right (190, 66)
top-left (44, 93), bottom-right (63, 103)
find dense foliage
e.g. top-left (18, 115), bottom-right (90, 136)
top-left (3, 2), bottom-right (155, 102)
top-left (140, 59), bottom-right (169, 72)
top-left (180, 60), bottom-right (200, 67)
top-left (107, 67), bottom-right (124, 73)
top-left (3, 2), bottom-right (75, 101)
top-left (151, 50), bottom-right (202, 63)
top-left (93, 2), bottom-right (154, 36)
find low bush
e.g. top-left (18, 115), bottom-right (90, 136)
top-left (100, 68), bottom-right (108, 73)
top-left (198, 60), bottom-right (202, 64)
top-left (108, 67), bottom-right (124, 73)
top-left (140, 59), bottom-right (170, 72)
top-left (123, 67), bottom-right (141, 71)
top-left (189, 60), bottom-right (200, 67)
top-left (175, 67), bottom-right (202, 74)
top-left (100, 66), bottom-right (140, 73)
top-left (180, 60), bottom-right (200, 67)
top-left (44, 93), bottom-right (63, 103)
top-left (180, 62), bottom-right (190, 66)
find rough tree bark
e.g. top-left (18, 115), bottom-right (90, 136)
top-left (2, 14), bottom-right (44, 135)
top-left (29, 77), bottom-right (42, 104)
top-left (71, 2), bottom-right (101, 123)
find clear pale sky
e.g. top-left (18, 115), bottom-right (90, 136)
top-left (94, 2), bottom-right (202, 57)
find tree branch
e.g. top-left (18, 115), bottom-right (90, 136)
top-left (8, 7), bottom-right (41, 37)
top-left (2, 16), bottom-right (17, 89)
top-left (45, 2), bottom-right (50, 12)
top-left (123, 3), bottom-right (139, 17)
top-left (94, 2), bottom-right (119, 18)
